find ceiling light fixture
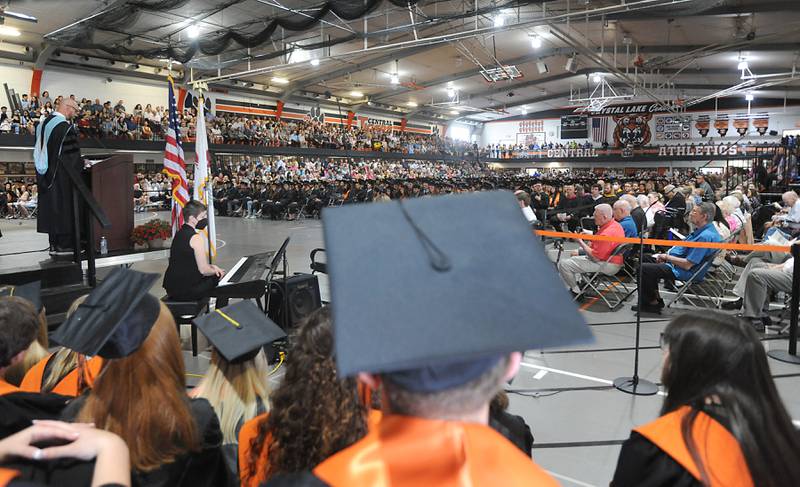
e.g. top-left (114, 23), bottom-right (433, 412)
top-left (592, 73), bottom-right (602, 83)
top-left (310, 58), bottom-right (320, 66)
top-left (745, 92), bottom-right (754, 101)
top-left (390, 74), bottom-right (399, 85)
top-left (186, 24), bottom-right (200, 39)
top-left (271, 77), bottom-right (289, 85)
top-left (407, 101), bottom-right (418, 107)
top-left (530, 34), bottom-right (542, 49)
top-left (450, 110), bottom-right (460, 115)
top-left (493, 14), bottom-right (505, 27)
top-left (737, 59), bottom-right (748, 71)
top-left (446, 88), bottom-right (456, 98)
top-left (0, 26), bottom-right (21, 37)
top-left (350, 91), bottom-right (363, 98)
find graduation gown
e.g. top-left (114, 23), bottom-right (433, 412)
top-left (19, 354), bottom-right (103, 396)
top-left (46, 396), bottom-right (230, 487)
top-left (238, 409), bottom-right (383, 487)
top-left (312, 415), bottom-right (557, 487)
top-left (611, 406), bottom-right (753, 487)
top-left (35, 115), bottom-right (83, 238)
top-left (0, 378), bottom-right (20, 396)
top-left (0, 391), bottom-right (71, 439)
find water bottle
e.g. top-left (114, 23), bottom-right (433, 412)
top-left (100, 236), bottom-right (108, 255)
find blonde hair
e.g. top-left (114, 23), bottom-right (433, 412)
top-left (42, 295), bottom-right (87, 392)
top-left (194, 349), bottom-right (271, 444)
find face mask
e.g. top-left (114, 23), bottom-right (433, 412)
top-left (195, 218), bottom-right (208, 230)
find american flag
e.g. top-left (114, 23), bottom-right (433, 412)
top-left (163, 76), bottom-right (190, 236)
top-left (591, 117), bottom-right (608, 143)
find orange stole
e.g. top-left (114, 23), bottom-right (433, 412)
top-left (634, 407), bottom-right (754, 487)
top-left (0, 378), bottom-right (20, 396)
top-left (19, 355), bottom-right (103, 396)
top-left (0, 468), bottom-right (19, 487)
top-left (239, 409), bottom-right (383, 487)
top-left (314, 415), bottom-right (557, 487)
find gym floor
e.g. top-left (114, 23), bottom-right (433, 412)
top-left (2, 213), bottom-right (799, 486)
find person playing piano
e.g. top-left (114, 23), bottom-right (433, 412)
top-left (163, 200), bottom-right (225, 301)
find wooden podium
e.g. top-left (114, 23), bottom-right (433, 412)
top-left (90, 154), bottom-right (133, 252)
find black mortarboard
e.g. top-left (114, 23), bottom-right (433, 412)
top-left (323, 191), bottom-right (593, 392)
top-left (0, 281), bottom-right (42, 313)
top-left (193, 300), bottom-right (286, 363)
top-left (51, 268), bottom-right (160, 359)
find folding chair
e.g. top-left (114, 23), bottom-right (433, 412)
top-left (665, 250), bottom-right (723, 309)
top-left (575, 243), bottom-right (637, 310)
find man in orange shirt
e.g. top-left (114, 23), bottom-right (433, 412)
top-left (557, 203), bottom-right (625, 296)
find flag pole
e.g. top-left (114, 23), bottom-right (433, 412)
top-left (193, 81), bottom-right (215, 265)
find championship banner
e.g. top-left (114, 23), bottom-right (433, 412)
top-left (714, 115), bottom-right (729, 136)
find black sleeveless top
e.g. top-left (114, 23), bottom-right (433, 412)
top-left (163, 224), bottom-right (203, 297)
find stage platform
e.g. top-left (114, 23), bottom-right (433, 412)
top-left (2, 213), bottom-right (799, 486)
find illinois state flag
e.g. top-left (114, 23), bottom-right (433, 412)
top-left (193, 98), bottom-right (217, 260)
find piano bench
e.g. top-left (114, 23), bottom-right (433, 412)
top-left (161, 296), bottom-right (209, 357)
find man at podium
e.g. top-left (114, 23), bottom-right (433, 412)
top-left (33, 97), bottom-right (84, 255)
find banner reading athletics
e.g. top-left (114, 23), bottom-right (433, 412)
top-left (193, 97), bottom-right (217, 260)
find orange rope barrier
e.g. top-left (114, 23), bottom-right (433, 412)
top-left (534, 229), bottom-right (792, 254)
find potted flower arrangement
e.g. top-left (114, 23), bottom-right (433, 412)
top-left (130, 219), bottom-right (172, 250)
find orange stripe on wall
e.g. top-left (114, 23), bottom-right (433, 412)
top-left (30, 69), bottom-right (42, 97)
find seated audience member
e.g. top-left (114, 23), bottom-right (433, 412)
top-left (54, 268), bottom-right (228, 487)
top-left (239, 307), bottom-right (377, 487)
top-left (20, 296), bottom-right (103, 397)
top-left (613, 200), bottom-right (639, 238)
top-left (549, 184), bottom-right (582, 231)
top-left (711, 204), bottom-right (731, 241)
top-left (192, 301), bottom-right (281, 482)
top-left (514, 190), bottom-right (537, 224)
top-left (634, 203), bottom-right (721, 314)
top-left (0, 297), bottom-right (40, 396)
top-left (163, 200), bottom-right (226, 301)
top-left (722, 255), bottom-right (794, 332)
top-left (0, 420), bottom-right (131, 487)
top-left (300, 191), bottom-right (592, 486)
top-left (723, 195), bottom-right (746, 231)
top-left (762, 190), bottom-right (800, 240)
top-left (717, 198), bottom-right (740, 234)
top-left (644, 192), bottom-right (665, 229)
top-left (0, 283), bottom-right (49, 387)
top-left (489, 391), bottom-right (534, 457)
top-left (611, 311), bottom-right (800, 486)
top-left (620, 194), bottom-right (646, 234)
top-left (557, 204), bottom-right (624, 296)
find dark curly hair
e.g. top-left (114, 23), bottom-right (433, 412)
top-left (246, 307), bottom-right (367, 481)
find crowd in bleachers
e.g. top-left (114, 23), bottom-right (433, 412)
top-left (0, 91), bottom-right (472, 156)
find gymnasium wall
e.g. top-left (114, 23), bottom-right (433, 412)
top-left (481, 105), bottom-right (800, 147)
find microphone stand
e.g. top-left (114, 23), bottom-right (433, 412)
top-left (614, 202), bottom-right (659, 395)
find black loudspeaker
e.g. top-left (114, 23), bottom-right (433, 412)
top-left (268, 273), bottom-right (322, 330)
top-left (769, 130), bottom-right (778, 136)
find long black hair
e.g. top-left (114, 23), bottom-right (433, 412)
top-left (661, 311), bottom-right (800, 486)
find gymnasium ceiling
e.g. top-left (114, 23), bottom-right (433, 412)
top-left (1, 0), bottom-right (799, 124)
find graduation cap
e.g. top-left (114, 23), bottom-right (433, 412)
top-left (193, 300), bottom-right (286, 363)
top-left (323, 190), bottom-right (593, 392)
top-left (0, 281), bottom-right (42, 313)
top-left (52, 268), bottom-right (160, 359)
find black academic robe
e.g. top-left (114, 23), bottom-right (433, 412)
top-left (610, 431), bottom-right (701, 487)
top-left (489, 409), bottom-right (534, 457)
top-left (35, 115), bottom-right (83, 239)
top-left (12, 396), bottom-right (230, 487)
